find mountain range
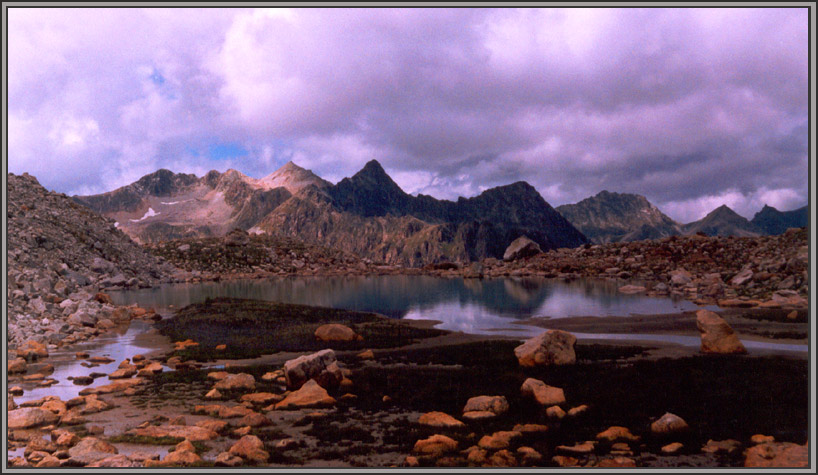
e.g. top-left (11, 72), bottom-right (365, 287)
top-left (556, 190), bottom-right (807, 243)
top-left (74, 160), bottom-right (588, 266)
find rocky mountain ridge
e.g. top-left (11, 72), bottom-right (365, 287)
top-left (557, 191), bottom-right (808, 243)
top-left (74, 160), bottom-right (588, 266)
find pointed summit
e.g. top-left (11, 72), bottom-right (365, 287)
top-left (329, 160), bottom-right (410, 217)
top-left (556, 190), bottom-right (680, 243)
top-left (683, 204), bottom-right (759, 237)
top-left (751, 203), bottom-right (808, 235)
top-left (260, 161), bottom-right (331, 194)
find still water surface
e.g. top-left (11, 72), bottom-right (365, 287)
top-left (109, 275), bottom-right (707, 335)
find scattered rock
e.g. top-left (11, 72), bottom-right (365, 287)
top-left (696, 309), bottom-right (747, 354)
top-left (67, 437), bottom-right (118, 465)
top-left (414, 434), bottom-right (458, 456)
top-left (8, 407), bottom-right (60, 429)
top-left (514, 330), bottom-right (577, 367)
top-left (744, 441), bottom-right (808, 467)
top-left (213, 373), bottom-right (256, 391)
top-left (478, 431), bottom-right (521, 450)
top-left (283, 349), bottom-right (338, 389)
top-left (661, 442), bottom-right (684, 454)
top-left (503, 236), bottom-right (542, 261)
top-left (314, 323), bottom-right (362, 341)
top-left (228, 435), bottom-right (269, 464)
top-left (275, 379), bottom-right (336, 410)
top-left (596, 426), bottom-right (640, 443)
top-left (520, 378), bottom-right (566, 406)
top-left (463, 395), bottom-right (509, 418)
top-left (650, 412), bottom-right (689, 436)
top-left (418, 411), bottom-right (465, 429)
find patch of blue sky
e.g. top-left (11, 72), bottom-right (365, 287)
top-left (208, 142), bottom-right (249, 161)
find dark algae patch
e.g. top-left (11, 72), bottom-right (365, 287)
top-left (155, 297), bottom-right (445, 360)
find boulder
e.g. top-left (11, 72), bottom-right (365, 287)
top-left (159, 449), bottom-right (201, 467)
top-left (596, 426), bottom-right (640, 442)
top-left (514, 330), bottom-right (577, 367)
top-left (503, 236), bottom-right (542, 261)
top-left (8, 357), bottom-right (27, 373)
top-left (283, 349), bottom-right (337, 389)
top-left (275, 379), bottom-right (336, 410)
top-left (213, 373), bottom-right (256, 391)
top-left (413, 434), bottom-right (458, 456)
top-left (730, 269), bottom-right (754, 286)
top-left (315, 323), bottom-right (362, 341)
top-left (478, 431), bottom-right (522, 450)
top-left (650, 412), bottom-right (689, 436)
top-left (661, 442), bottom-right (684, 454)
top-left (228, 435), bottom-right (269, 463)
top-left (744, 442), bottom-right (808, 467)
top-left (463, 395), bottom-right (509, 416)
top-left (418, 412), bottom-right (465, 429)
top-left (696, 310), bottom-right (747, 354)
top-left (67, 437), bottom-right (118, 465)
top-left (520, 378), bottom-right (566, 406)
top-left (8, 407), bottom-right (59, 429)
top-left (130, 425), bottom-right (217, 442)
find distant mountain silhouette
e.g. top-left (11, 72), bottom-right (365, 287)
top-left (681, 204), bottom-right (760, 237)
top-left (750, 204), bottom-right (808, 235)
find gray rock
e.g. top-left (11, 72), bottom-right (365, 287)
top-left (503, 236), bottom-right (543, 261)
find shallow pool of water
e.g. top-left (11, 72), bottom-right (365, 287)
top-left (107, 275), bottom-right (805, 355)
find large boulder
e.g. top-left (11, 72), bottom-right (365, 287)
top-left (275, 379), bottom-right (336, 410)
top-left (514, 330), bottom-right (577, 367)
top-left (67, 437), bottom-right (118, 465)
top-left (520, 378), bottom-right (566, 406)
top-left (314, 323), bottom-right (362, 342)
top-left (650, 412), bottom-right (689, 436)
top-left (228, 435), bottom-right (269, 463)
top-left (418, 412), bottom-right (465, 429)
top-left (463, 395), bottom-right (509, 419)
top-left (696, 310), bottom-right (747, 354)
top-left (213, 373), bottom-right (256, 391)
top-left (283, 349), bottom-right (339, 389)
top-left (8, 407), bottom-right (59, 429)
top-left (744, 442), bottom-right (808, 467)
top-left (503, 236), bottom-right (542, 261)
top-left (413, 434), bottom-right (458, 456)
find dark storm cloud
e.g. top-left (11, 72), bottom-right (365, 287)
top-left (7, 8), bottom-right (809, 222)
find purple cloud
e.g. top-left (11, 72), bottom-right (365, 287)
top-left (7, 8), bottom-right (809, 222)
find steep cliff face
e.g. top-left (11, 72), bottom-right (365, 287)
top-left (556, 191), bottom-right (681, 244)
top-left (682, 205), bottom-right (760, 237)
top-left (750, 205), bottom-right (808, 235)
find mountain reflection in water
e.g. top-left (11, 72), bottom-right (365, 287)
top-left (110, 275), bottom-right (703, 335)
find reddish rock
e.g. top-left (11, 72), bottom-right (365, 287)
top-left (413, 434), bottom-right (458, 456)
top-left (520, 378), bottom-right (566, 406)
top-left (514, 330), bottom-right (577, 367)
top-left (744, 442), bottom-right (808, 467)
top-left (314, 323), bottom-right (362, 341)
top-left (418, 411), bottom-right (465, 428)
top-left (696, 310), bottom-right (747, 354)
top-left (229, 435), bottom-right (269, 464)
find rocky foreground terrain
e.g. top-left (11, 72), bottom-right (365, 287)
top-left (6, 173), bottom-right (177, 348)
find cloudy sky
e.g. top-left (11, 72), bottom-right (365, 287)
top-left (7, 7), bottom-right (810, 223)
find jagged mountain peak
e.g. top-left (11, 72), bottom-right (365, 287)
top-left (260, 161), bottom-right (330, 194)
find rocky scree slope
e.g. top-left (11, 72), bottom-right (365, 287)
top-left (6, 173), bottom-right (176, 348)
top-left (452, 229), bottom-right (808, 306)
top-left (146, 228), bottom-right (380, 276)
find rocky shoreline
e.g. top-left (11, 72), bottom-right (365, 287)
top-left (7, 307), bottom-right (809, 468)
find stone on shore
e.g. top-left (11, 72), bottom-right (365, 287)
top-left (478, 431), bottom-right (522, 450)
top-left (130, 425), bottom-right (217, 442)
top-left (520, 378), bottom-right (566, 406)
top-left (283, 349), bottom-right (338, 389)
top-left (67, 437), bottom-right (118, 465)
top-left (463, 395), bottom-right (509, 417)
top-left (414, 434), bottom-right (458, 456)
top-left (229, 435), bottom-right (269, 464)
top-left (275, 379), bottom-right (336, 410)
top-left (418, 411), bottom-right (465, 428)
top-left (696, 310), bottom-right (747, 354)
top-left (596, 426), bottom-right (640, 442)
top-left (8, 407), bottom-right (60, 429)
top-left (650, 412), bottom-right (689, 436)
top-left (503, 236), bottom-right (542, 261)
top-left (744, 442), bottom-right (808, 467)
top-left (514, 330), bottom-right (576, 367)
top-left (213, 373), bottom-right (256, 391)
top-left (315, 323), bottom-right (362, 341)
